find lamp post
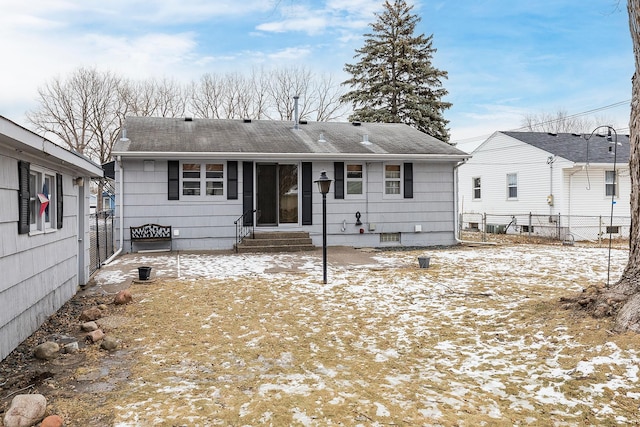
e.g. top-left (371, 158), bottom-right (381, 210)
top-left (606, 127), bottom-right (619, 288)
top-left (585, 125), bottom-right (619, 288)
top-left (315, 171), bottom-right (332, 284)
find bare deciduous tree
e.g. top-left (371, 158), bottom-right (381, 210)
top-left (520, 109), bottom-right (616, 134)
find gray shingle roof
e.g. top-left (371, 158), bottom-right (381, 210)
top-left (114, 117), bottom-right (468, 159)
top-left (501, 131), bottom-right (630, 163)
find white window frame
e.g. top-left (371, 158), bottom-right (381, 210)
top-left (506, 173), bottom-right (518, 200)
top-left (29, 166), bottom-right (56, 234)
top-left (472, 177), bottom-right (481, 200)
top-left (346, 163), bottom-right (365, 198)
top-left (181, 161), bottom-right (225, 198)
top-left (384, 163), bottom-right (402, 197)
top-left (605, 170), bottom-right (617, 198)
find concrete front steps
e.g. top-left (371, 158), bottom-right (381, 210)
top-left (235, 231), bottom-right (316, 253)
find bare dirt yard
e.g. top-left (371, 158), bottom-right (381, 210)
top-left (1, 240), bottom-right (639, 426)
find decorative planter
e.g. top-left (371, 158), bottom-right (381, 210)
top-left (418, 256), bottom-right (430, 269)
top-left (138, 266), bottom-right (152, 280)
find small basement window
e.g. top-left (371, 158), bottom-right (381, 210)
top-left (521, 225), bottom-right (534, 233)
top-left (606, 226), bottom-right (620, 234)
top-left (380, 232), bottom-right (401, 243)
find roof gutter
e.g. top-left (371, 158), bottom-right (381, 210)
top-left (110, 151), bottom-right (471, 162)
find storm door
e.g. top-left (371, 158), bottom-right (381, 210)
top-left (256, 163), bottom-right (298, 226)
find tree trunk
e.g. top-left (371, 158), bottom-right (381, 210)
top-left (603, 1), bottom-right (640, 332)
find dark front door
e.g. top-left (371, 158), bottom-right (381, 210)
top-left (256, 163), bottom-right (298, 226)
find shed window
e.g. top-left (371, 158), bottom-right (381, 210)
top-left (28, 167), bottom-right (57, 232)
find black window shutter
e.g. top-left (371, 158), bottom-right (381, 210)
top-left (404, 162), bottom-right (413, 199)
top-left (18, 161), bottom-right (30, 234)
top-left (302, 162), bottom-right (313, 225)
top-left (168, 160), bottom-right (179, 200)
top-left (56, 173), bottom-right (63, 229)
top-left (227, 161), bottom-right (238, 200)
top-left (242, 162), bottom-right (253, 226)
top-left (334, 162), bottom-right (344, 199)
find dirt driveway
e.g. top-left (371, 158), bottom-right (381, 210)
top-left (2, 244), bottom-right (639, 426)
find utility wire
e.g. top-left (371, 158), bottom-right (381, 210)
top-left (452, 99), bottom-right (631, 145)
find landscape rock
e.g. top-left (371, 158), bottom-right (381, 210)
top-left (41, 414), bottom-right (64, 427)
top-left (3, 394), bottom-right (47, 427)
top-left (81, 321), bottom-right (98, 332)
top-left (79, 307), bottom-right (103, 322)
top-left (114, 289), bottom-right (133, 305)
top-left (62, 341), bottom-right (79, 354)
top-left (100, 336), bottom-right (118, 351)
top-left (86, 329), bottom-right (105, 343)
top-left (33, 342), bottom-right (59, 360)
top-left (98, 304), bottom-right (109, 311)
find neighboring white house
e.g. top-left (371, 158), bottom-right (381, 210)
top-left (458, 131), bottom-right (631, 241)
top-left (111, 116), bottom-right (470, 252)
top-left (0, 115), bottom-right (103, 361)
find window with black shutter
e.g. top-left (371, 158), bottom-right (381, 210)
top-left (56, 173), bottom-right (63, 229)
top-left (334, 162), bottom-right (344, 199)
top-left (301, 162), bottom-right (313, 225)
top-left (227, 161), bottom-right (238, 200)
top-left (18, 161), bottom-right (30, 234)
top-left (404, 163), bottom-right (413, 199)
top-left (168, 160), bottom-right (179, 200)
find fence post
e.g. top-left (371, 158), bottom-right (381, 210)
top-left (95, 213), bottom-right (101, 270)
top-left (482, 212), bottom-right (486, 242)
top-left (529, 212), bottom-right (532, 237)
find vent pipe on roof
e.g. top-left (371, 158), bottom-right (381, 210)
top-left (293, 95), bottom-right (300, 130)
top-left (361, 134), bottom-right (371, 145)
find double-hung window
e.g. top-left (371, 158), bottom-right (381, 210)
top-left (182, 162), bottom-right (224, 197)
top-left (385, 164), bottom-right (401, 195)
top-left (29, 168), bottom-right (56, 232)
top-left (472, 177), bottom-right (481, 199)
top-left (605, 170), bottom-right (617, 197)
top-left (346, 164), bottom-right (364, 196)
top-left (506, 173), bottom-right (518, 199)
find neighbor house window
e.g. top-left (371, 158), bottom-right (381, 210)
top-left (385, 164), bottom-right (401, 195)
top-left (182, 162), bottom-right (224, 197)
top-left (29, 168), bottom-right (56, 232)
top-left (346, 164), bottom-right (363, 195)
top-left (472, 177), bottom-right (481, 199)
top-left (507, 173), bottom-right (518, 199)
top-left (605, 170), bottom-right (617, 197)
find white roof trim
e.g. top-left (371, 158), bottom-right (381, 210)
top-left (111, 150), bottom-right (470, 162)
top-left (0, 116), bottom-right (103, 176)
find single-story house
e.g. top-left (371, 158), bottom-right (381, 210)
top-left (458, 131), bottom-right (631, 240)
top-left (111, 116), bottom-right (470, 252)
top-left (0, 115), bottom-right (103, 361)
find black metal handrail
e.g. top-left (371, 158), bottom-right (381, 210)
top-left (234, 209), bottom-right (256, 252)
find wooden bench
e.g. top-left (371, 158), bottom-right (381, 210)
top-left (130, 224), bottom-right (172, 252)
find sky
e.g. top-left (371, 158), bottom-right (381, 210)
top-left (0, 0), bottom-right (634, 152)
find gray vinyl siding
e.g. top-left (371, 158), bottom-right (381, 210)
top-left (118, 159), bottom-right (459, 251)
top-left (118, 159), bottom-right (243, 251)
top-left (0, 154), bottom-right (84, 361)
top-left (319, 161), bottom-right (457, 247)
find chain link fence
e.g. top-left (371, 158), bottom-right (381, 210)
top-left (89, 209), bottom-right (116, 275)
top-left (460, 212), bottom-right (631, 244)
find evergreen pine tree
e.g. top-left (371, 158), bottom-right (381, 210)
top-left (341, 0), bottom-right (451, 142)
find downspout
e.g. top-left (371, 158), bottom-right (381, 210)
top-left (453, 159), bottom-right (496, 245)
top-left (104, 154), bottom-right (124, 264)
